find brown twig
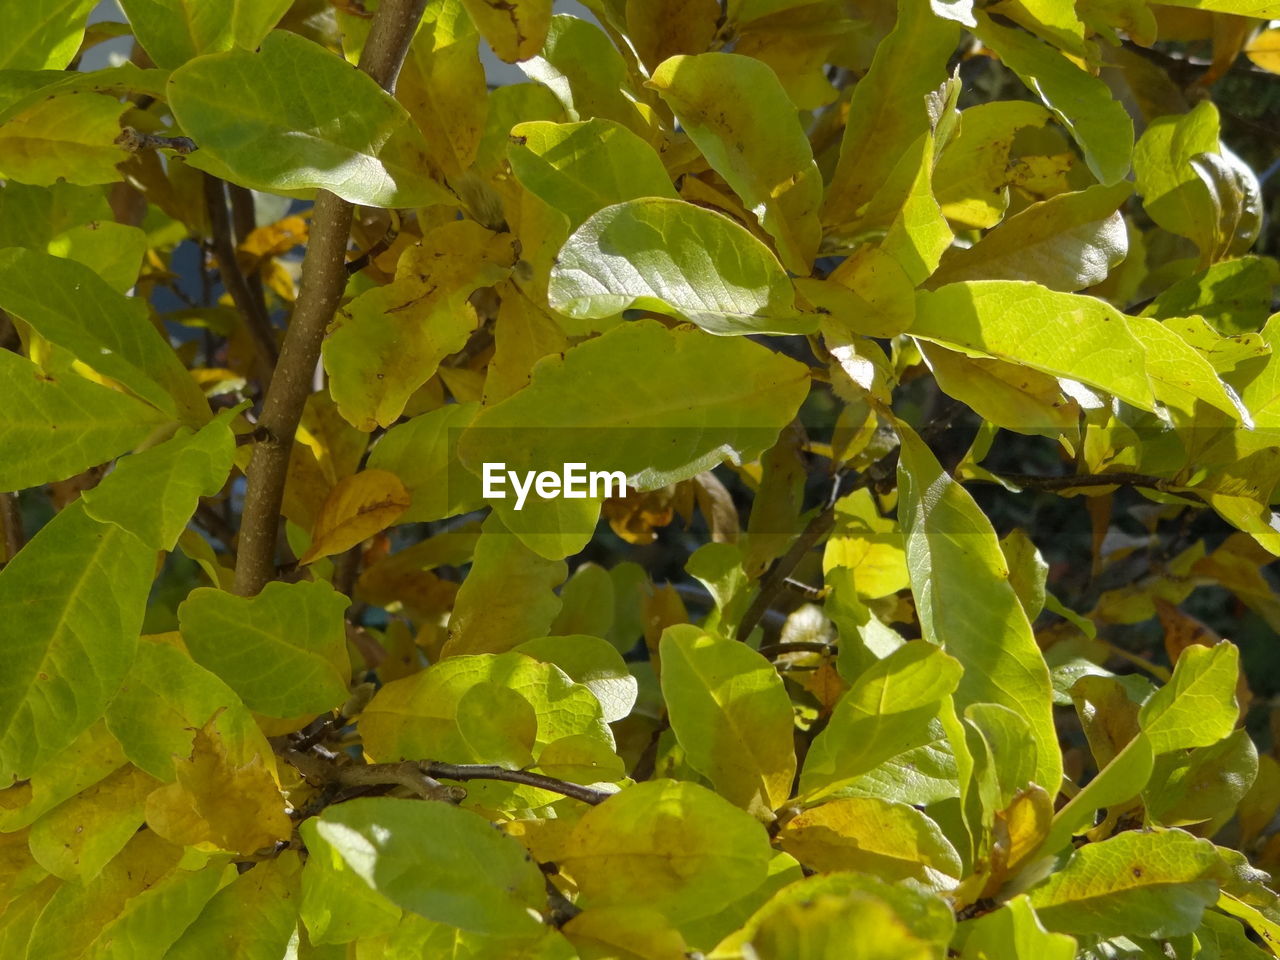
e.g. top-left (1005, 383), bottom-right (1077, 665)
top-left (0, 492), bottom-right (22, 564)
top-left (115, 125), bottom-right (197, 154)
top-left (756, 640), bottom-right (837, 660)
top-left (985, 471), bottom-right (1170, 493)
top-left (228, 183), bottom-right (270, 338)
top-left (421, 761), bottom-right (614, 806)
top-left (735, 507), bottom-right (836, 643)
top-left (203, 174), bottom-right (278, 378)
top-left (233, 0), bottom-right (429, 596)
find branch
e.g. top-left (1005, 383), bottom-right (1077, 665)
top-left (421, 761), bottom-right (615, 806)
top-left (0, 492), bottom-right (22, 565)
top-left (227, 182), bottom-right (271, 342)
top-left (203, 174), bottom-right (277, 380)
top-left (756, 640), bottom-right (837, 660)
top-left (233, 0), bottom-right (429, 596)
top-left (985, 471), bottom-right (1170, 493)
top-left (735, 507), bottom-right (835, 643)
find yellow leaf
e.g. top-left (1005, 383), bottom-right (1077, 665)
top-left (1246, 27), bottom-right (1280, 73)
top-left (563, 906), bottom-right (690, 959)
top-left (145, 716), bottom-right (291, 855)
top-left (299, 469), bottom-right (410, 565)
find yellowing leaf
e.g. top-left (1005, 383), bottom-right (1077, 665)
top-left (145, 716), bottom-right (291, 855)
top-left (323, 219), bottom-right (516, 430)
top-left (779, 797), bottom-right (961, 887)
top-left (119, 0), bottom-right (291, 67)
top-left (461, 0), bottom-right (551, 62)
top-left (560, 779), bottom-right (773, 923)
top-left (1246, 27), bottom-right (1280, 73)
top-left (0, 91), bottom-right (127, 186)
top-left (299, 469), bottom-right (410, 566)
top-left (649, 53), bottom-right (822, 273)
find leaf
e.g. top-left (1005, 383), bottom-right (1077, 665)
top-left (911, 281), bottom-right (1156, 411)
top-left (822, 488), bottom-right (910, 600)
top-left (0, 347), bottom-right (173, 491)
top-left (513, 634), bottom-right (638, 723)
top-left (360, 651), bottom-right (613, 785)
top-left (323, 219), bottom-right (516, 430)
top-left (929, 183), bottom-right (1132, 292)
top-left (299, 469), bottom-right (411, 565)
top-left (460, 0), bottom-right (552, 62)
top-left (0, 91), bottom-right (127, 186)
top-left (177, 580), bottom-right (351, 718)
top-left (958, 895), bottom-right (1076, 960)
top-left (508, 118), bottom-right (677, 230)
top-left (1144, 728), bottom-right (1258, 828)
top-left (559, 779), bottom-right (773, 923)
top-left (1138, 642), bottom-right (1241, 754)
top-left (0, 247), bottom-right (208, 423)
top-left (366, 401), bottom-right (484, 524)
top-left (27, 763), bottom-right (159, 882)
top-left (0, 0), bottom-right (97, 69)
top-left (549, 563), bottom-right (616, 638)
top-left (105, 638), bottom-right (272, 782)
top-left (168, 30), bottom-right (450, 207)
top-left (165, 852), bottom-right (301, 960)
top-left (659, 625), bottom-right (797, 818)
top-left (1246, 27), bottom-right (1280, 72)
top-left (0, 501), bottom-right (154, 783)
top-left (119, 0), bottom-right (292, 67)
top-left (800, 640), bottom-right (963, 795)
top-left (1028, 828), bottom-right (1223, 938)
top-left (648, 53), bottom-right (822, 273)
top-left (312, 796), bottom-right (547, 935)
top-left (457, 319), bottom-right (811, 554)
top-left (823, 0), bottom-right (960, 231)
top-left (897, 424), bottom-right (1061, 794)
top-left (778, 797), bottom-right (962, 887)
top-left (300, 814), bottom-right (402, 946)
top-left (976, 12), bottom-right (1133, 186)
top-left (548, 198), bottom-right (811, 336)
top-left (563, 906), bottom-right (691, 960)
top-left (443, 513), bottom-right (567, 657)
top-left (0, 720), bottom-right (126, 833)
top-left (145, 716), bottom-right (291, 855)
top-left (81, 410), bottom-right (237, 550)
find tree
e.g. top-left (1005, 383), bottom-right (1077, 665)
top-left (1, 0), bottom-right (1280, 955)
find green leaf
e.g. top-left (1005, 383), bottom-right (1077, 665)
top-left (120, 0), bottom-right (292, 68)
top-left (81, 410), bottom-right (236, 550)
top-left (1155, 1), bottom-right (1280, 19)
top-left (360, 651), bottom-right (613, 793)
top-left (0, 347), bottom-right (173, 491)
top-left (80, 861), bottom-right (230, 960)
top-left (1134, 101), bottom-right (1222, 256)
top-left (105, 638), bottom-right (272, 782)
top-left (1145, 728), bottom-right (1258, 829)
top-left (958, 895), bottom-right (1076, 960)
top-left (929, 183), bottom-right (1132, 292)
top-left (658, 625), bottom-right (797, 817)
top-left (976, 12), bottom-right (1132, 186)
top-left (1138, 642), bottom-right (1241, 755)
top-left (548, 198), bottom-right (811, 336)
top-left (800, 640), bottom-right (963, 795)
top-left (823, 0), bottom-right (960, 231)
top-left (507, 118), bottom-right (676, 230)
top-left (648, 53), bottom-right (822, 273)
top-left (513, 634), bottom-right (638, 724)
top-left (0, 0), bottom-right (97, 70)
top-left (911, 281), bottom-right (1156, 411)
top-left (300, 818), bottom-right (403, 945)
top-left (520, 15), bottom-right (647, 133)
top-left (168, 30), bottom-right (450, 207)
top-left (548, 563), bottom-right (616, 639)
top-left (0, 720), bottom-right (126, 832)
top-left (165, 852), bottom-right (302, 960)
top-left (1195, 910), bottom-right (1273, 960)
top-left (443, 513), bottom-right (566, 657)
top-left (897, 424), bottom-right (1061, 794)
top-left (177, 580), bottom-right (352, 718)
top-left (1028, 829), bottom-right (1223, 938)
top-left (323, 220), bottom-right (515, 430)
top-left (0, 501), bottom-right (154, 782)
top-left (0, 247), bottom-right (209, 423)
top-left (365, 401), bottom-right (484, 524)
top-left (312, 796), bottom-right (547, 936)
top-left (560, 779), bottom-right (773, 923)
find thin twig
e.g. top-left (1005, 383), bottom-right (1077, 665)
top-left (115, 126), bottom-right (197, 154)
top-left (756, 640), bottom-right (837, 660)
top-left (735, 508), bottom-right (836, 643)
top-left (421, 761), bottom-right (615, 806)
top-left (233, 0), bottom-right (429, 596)
top-left (0, 492), bottom-right (22, 564)
top-left (203, 174), bottom-right (278, 378)
top-left (228, 183), bottom-right (270, 337)
top-left (985, 471), bottom-right (1170, 493)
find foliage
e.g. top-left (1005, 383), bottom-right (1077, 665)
top-left (2, 0), bottom-right (1280, 957)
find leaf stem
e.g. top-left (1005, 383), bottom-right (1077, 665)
top-left (232, 0), bottom-right (429, 596)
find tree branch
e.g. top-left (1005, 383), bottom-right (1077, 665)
top-left (735, 507), bottom-right (835, 643)
top-left (233, 0), bottom-right (429, 596)
top-left (0, 492), bottom-right (22, 565)
top-left (985, 471), bottom-right (1170, 493)
top-left (203, 174), bottom-right (277, 379)
top-left (421, 761), bottom-right (614, 806)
